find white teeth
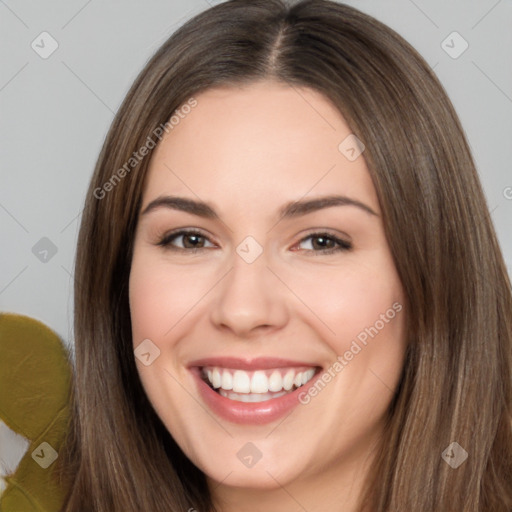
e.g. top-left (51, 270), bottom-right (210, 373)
top-left (203, 366), bottom-right (317, 397)
top-left (232, 370), bottom-right (251, 393)
top-left (221, 370), bottom-right (233, 390)
top-left (283, 369), bottom-right (295, 390)
top-left (303, 368), bottom-right (315, 384)
top-left (268, 370), bottom-right (283, 392)
top-left (219, 389), bottom-right (288, 402)
top-left (212, 368), bottom-right (222, 389)
top-left (251, 371), bottom-right (269, 393)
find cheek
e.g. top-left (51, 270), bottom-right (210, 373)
top-left (291, 263), bottom-right (407, 430)
top-left (287, 258), bottom-right (404, 355)
top-left (129, 270), bottom-right (166, 343)
top-left (129, 256), bottom-right (208, 342)
top-left (128, 256), bottom-right (204, 448)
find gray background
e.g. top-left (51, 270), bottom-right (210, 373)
top-left (1, 0), bottom-right (511, 347)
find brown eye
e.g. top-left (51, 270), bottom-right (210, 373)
top-left (158, 230), bottom-right (215, 251)
top-left (295, 232), bottom-right (352, 254)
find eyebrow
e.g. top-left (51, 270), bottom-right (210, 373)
top-left (140, 194), bottom-right (378, 219)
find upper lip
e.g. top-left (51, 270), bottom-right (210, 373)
top-left (188, 357), bottom-right (321, 371)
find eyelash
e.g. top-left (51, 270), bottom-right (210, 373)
top-left (156, 229), bottom-right (352, 255)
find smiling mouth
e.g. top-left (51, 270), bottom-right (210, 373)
top-left (200, 366), bottom-right (320, 403)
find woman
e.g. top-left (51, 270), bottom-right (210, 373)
top-left (56, 0), bottom-right (512, 510)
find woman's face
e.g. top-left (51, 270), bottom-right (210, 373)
top-left (129, 81), bottom-right (407, 498)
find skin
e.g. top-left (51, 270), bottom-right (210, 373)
top-left (129, 80), bottom-right (408, 512)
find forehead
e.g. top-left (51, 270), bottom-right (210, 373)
top-left (142, 81), bottom-right (379, 215)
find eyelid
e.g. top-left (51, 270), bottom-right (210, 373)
top-left (292, 230), bottom-right (352, 254)
top-left (157, 228), bottom-right (216, 250)
top-left (156, 228), bottom-right (352, 254)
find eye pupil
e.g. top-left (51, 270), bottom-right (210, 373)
top-left (312, 236), bottom-right (334, 250)
top-left (183, 234), bottom-right (204, 248)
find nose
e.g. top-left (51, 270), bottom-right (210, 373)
top-left (209, 245), bottom-right (290, 339)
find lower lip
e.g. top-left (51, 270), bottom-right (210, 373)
top-left (190, 368), bottom-right (320, 425)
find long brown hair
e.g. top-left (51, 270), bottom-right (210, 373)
top-left (56, 1), bottom-right (512, 510)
